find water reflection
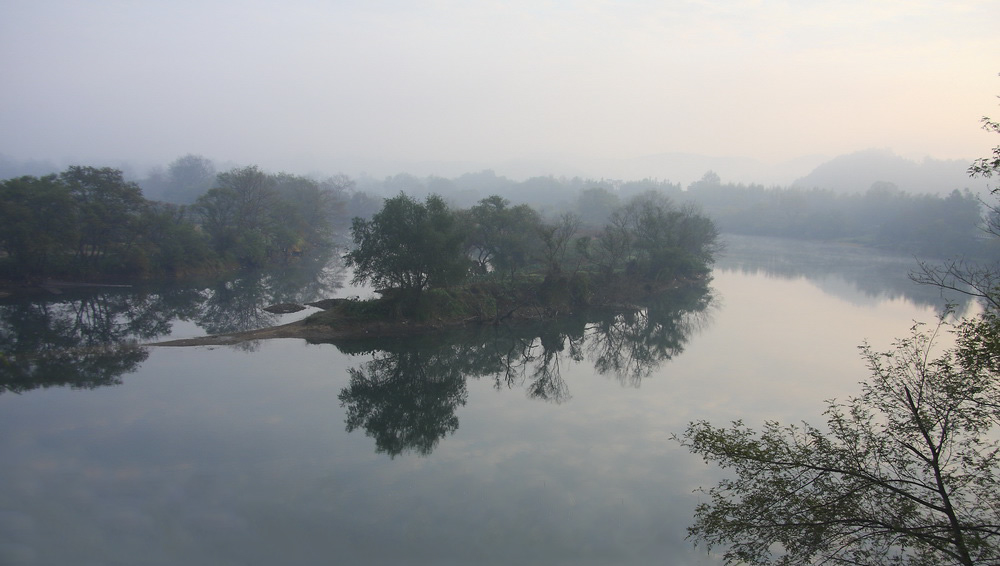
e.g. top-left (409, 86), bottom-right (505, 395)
top-left (716, 234), bottom-right (959, 310)
top-left (329, 280), bottom-right (714, 457)
top-left (337, 338), bottom-right (470, 457)
top-left (194, 249), bottom-right (346, 336)
top-left (0, 250), bottom-right (346, 392)
top-left (0, 291), bottom-right (161, 393)
top-left (588, 283), bottom-right (713, 385)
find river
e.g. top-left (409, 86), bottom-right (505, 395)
top-left (0, 235), bottom-right (968, 565)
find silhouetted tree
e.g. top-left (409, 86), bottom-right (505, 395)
top-left (61, 166), bottom-right (147, 273)
top-left (345, 193), bottom-right (470, 295)
top-left (462, 195), bottom-right (542, 279)
top-left (0, 174), bottom-right (76, 278)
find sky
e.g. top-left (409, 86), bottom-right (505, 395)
top-left (1, 0), bottom-right (998, 182)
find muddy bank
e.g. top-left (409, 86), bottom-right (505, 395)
top-left (150, 317), bottom-right (468, 347)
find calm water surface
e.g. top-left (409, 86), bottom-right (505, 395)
top-left (0, 236), bottom-right (965, 565)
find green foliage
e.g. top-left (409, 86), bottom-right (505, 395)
top-left (412, 287), bottom-right (471, 321)
top-left (0, 167), bottom-right (171, 279)
top-left (569, 272), bottom-right (592, 305)
top-left (538, 273), bottom-right (572, 310)
top-left (332, 185), bottom-right (720, 331)
top-left (164, 154), bottom-right (216, 204)
top-left (0, 174), bottom-right (76, 277)
top-left (679, 318), bottom-right (1000, 566)
top-left (345, 193), bottom-right (470, 292)
top-left (593, 192), bottom-right (719, 281)
top-left (0, 163), bottom-right (341, 281)
top-left (340, 190), bottom-right (717, 322)
top-left (462, 195), bottom-right (543, 280)
top-left (61, 166), bottom-right (148, 272)
top-left (195, 166), bottom-right (341, 267)
top-left (536, 212), bottom-right (581, 276)
top-left (136, 203), bottom-right (215, 275)
top-left (303, 297), bottom-right (394, 326)
top-left (196, 165), bottom-right (276, 265)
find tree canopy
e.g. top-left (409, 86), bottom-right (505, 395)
top-left (344, 191), bottom-right (719, 311)
top-left (0, 164), bottom-right (344, 280)
top-left (344, 193), bottom-right (471, 293)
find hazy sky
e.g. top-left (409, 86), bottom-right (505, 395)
top-left (1, 0), bottom-right (998, 179)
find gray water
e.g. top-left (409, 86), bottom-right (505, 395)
top-left (0, 236), bottom-right (965, 565)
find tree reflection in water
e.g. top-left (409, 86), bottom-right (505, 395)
top-left (0, 290), bottom-right (181, 393)
top-left (194, 249), bottom-right (346, 344)
top-left (586, 282), bottom-right (714, 386)
top-left (0, 249), bottom-right (348, 391)
top-left (332, 280), bottom-right (714, 457)
top-left (337, 339), bottom-right (470, 458)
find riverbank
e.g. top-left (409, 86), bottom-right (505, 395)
top-left (151, 316), bottom-right (465, 346)
top-left (150, 275), bottom-right (709, 347)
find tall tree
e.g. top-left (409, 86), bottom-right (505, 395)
top-left (576, 186), bottom-right (621, 228)
top-left (537, 212), bottom-right (581, 276)
top-left (196, 165), bottom-right (277, 265)
top-left (60, 166), bottom-right (146, 272)
top-left (594, 192), bottom-right (718, 280)
top-left (345, 193), bottom-right (469, 294)
top-left (271, 172), bottom-right (339, 249)
top-left (0, 174), bottom-right (76, 278)
top-left (462, 195), bottom-right (542, 279)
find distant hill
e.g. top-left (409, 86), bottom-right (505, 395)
top-left (792, 149), bottom-right (986, 195)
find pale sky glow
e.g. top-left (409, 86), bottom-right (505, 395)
top-left (1, 0), bottom-right (997, 180)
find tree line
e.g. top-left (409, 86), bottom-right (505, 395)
top-left (684, 172), bottom-right (989, 258)
top-left (305, 167), bottom-right (993, 260)
top-left (3, 150), bottom-right (990, 284)
top-left (137, 153), bottom-right (991, 260)
top-left (325, 167), bottom-right (991, 260)
top-left (0, 165), bottom-right (346, 281)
